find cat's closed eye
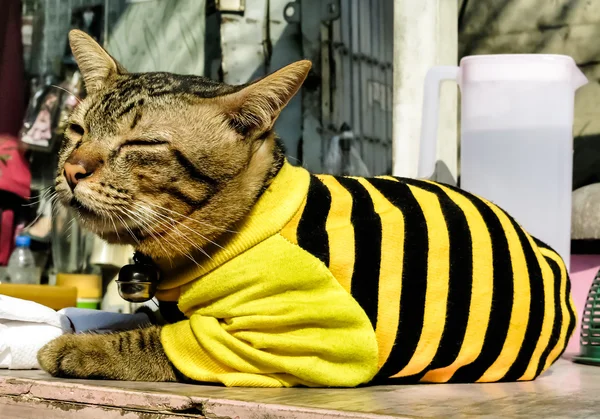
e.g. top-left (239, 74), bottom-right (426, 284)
top-left (68, 123), bottom-right (85, 136)
top-left (120, 139), bottom-right (169, 149)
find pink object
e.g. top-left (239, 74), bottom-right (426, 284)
top-left (564, 254), bottom-right (600, 358)
top-left (0, 135), bottom-right (30, 265)
top-left (0, 136), bottom-right (31, 200)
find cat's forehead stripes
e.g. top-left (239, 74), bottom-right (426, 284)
top-left (84, 72), bottom-right (241, 125)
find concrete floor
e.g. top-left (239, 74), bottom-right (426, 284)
top-left (0, 358), bottom-right (598, 418)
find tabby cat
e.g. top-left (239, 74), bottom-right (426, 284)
top-left (37, 30), bottom-right (576, 387)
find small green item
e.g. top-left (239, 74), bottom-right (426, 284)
top-left (574, 268), bottom-right (600, 366)
top-left (76, 298), bottom-right (101, 310)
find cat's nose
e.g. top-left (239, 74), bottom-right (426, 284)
top-left (64, 162), bottom-right (92, 191)
top-left (64, 154), bottom-right (100, 191)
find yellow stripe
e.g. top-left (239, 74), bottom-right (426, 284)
top-left (517, 235), bottom-right (556, 380)
top-left (420, 183), bottom-right (493, 382)
top-left (539, 248), bottom-right (573, 371)
top-left (357, 178), bottom-right (405, 369)
top-left (392, 184), bottom-right (450, 378)
top-left (280, 198), bottom-right (307, 245)
top-left (477, 203), bottom-right (531, 382)
top-left (317, 175), bottom-right (355, 293)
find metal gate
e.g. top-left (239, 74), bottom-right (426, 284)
top-left (32, 0), bottom-right (395, 176)
top-left (287, 0), bottom-right (394, 175)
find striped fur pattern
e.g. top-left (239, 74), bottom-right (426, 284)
top-left (280, 174), bottom-right (576, 383)
top-left (37, 326), bottom-right (179, 381)
top-left (38, 30), bottom-right (574, 385)
top-left (40, 30), bottom-right (310, 381)
top-left (54, 30), bottom-right (310, 259)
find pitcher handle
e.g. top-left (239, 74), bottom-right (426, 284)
top-left (418, 66), bottom-right (460, 179)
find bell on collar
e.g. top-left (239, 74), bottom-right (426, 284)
top-left (116, 252), bottom-right (160, 303)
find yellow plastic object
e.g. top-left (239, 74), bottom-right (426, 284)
top-left (0, 284), bottom-right (77, 310)
top-left (56, 273), bottom-right (103, 309)
top-left (56, 273), bottom-right (102, 299)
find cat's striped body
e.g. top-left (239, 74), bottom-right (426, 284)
top-left (280, 173), bottom-right (576, 383)
top-left (38, 30), bottom-right (575, 386)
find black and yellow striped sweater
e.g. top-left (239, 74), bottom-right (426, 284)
top-left (155, 161), bottom-right (576, 387)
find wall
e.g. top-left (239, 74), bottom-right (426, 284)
top-left (459, 0), bottom-right (600, 141)
top-left (106, 0), bottom-right (206, 75)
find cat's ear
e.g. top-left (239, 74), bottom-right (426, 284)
top-left (68, 29), bottom-right (126, 94)
top-left (221, 60), bottom-right (312, 135)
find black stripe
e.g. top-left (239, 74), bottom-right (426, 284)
top-left (130, 111), bottom-right (142, 129)
top-left (534, 255), bottom-right (563, 377)
top-left (159, 301), bottom-right (187, 323)
top-left (500, 217), bottom-right (545, 382)
top-left (400, 178), bottom-right (473, 372)
top-left (146, 330), bottom-right (158, 353)
top-left (137, 329), bottom-right (147, 351)
top-left (55, 350), bottom-right (69, 377)
top-left (371, 371), bottom-right (426, 385)
top-left (532, 236), bottom-right (553, 251)
top-left (116, 83), bottom-right (143, 101)
top-left (336, 177), bottom-right (382, 328)
top-left (367, 178), bottom-right (428, 379)
top-left (116, 98), bottom-right (145, 123)
top-left (148, 89), bottom-right (176, 98)
top-left (84, 94), bottom-right (105, 119)
top-left (172, 149), bottom-right (218, 187)
top-left (115, 101), bottom-right (137, 119)
top-left (296, 176), bottom-right (332, 266)
top-left (558, 270), bottom-right (577, 360)
top-left (99, 90), bottom-right (121, 114)
top-left (441, 184), bottom-right (514, 383)
top-left (117, 334), bottom-right (124, 352)
top-left (119, 332), bottom-right (130, 352)
top-left (163, 185), bottom-right (213, 209)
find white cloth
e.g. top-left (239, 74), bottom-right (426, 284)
top-left (0, 295), bottom-right (72, 369)
top-left (0, 295), bottom-right (153, 370)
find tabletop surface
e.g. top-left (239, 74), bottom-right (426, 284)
top-left (0, 358), bottom-right (598, 418)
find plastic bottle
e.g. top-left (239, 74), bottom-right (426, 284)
top-left (6, 235), bottom-right (40, 284)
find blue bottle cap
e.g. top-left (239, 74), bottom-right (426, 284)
top-left (15, 235), bottom-right (31, 247)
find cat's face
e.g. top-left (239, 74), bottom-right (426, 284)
top-left (56, 30), bottom-right (310, 259)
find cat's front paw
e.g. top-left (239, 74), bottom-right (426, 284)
top-left (37, 327), bottom-right (177, 381)
top-left (37, 334), bottom-right (106, 378)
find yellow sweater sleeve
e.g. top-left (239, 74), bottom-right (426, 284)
top-left (160, 234), bottom-right (378, 387)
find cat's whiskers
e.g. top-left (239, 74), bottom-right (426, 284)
top-left (113, 209), bottom-right (140, 245)
top-left (141, 210), bottom-right (211, 261)
top-left (64, 217), bottom-right (78, 240)
top-left (125, 205), bottom-right (205, 264)
top-left (144, 201), bottom-right (238, 234)
top-left (102, 210), bottom-right (108, 233)
top-left (24, 186), bottom-right (54, 206)
top-left (136, 202), bottom-right (227, 250)
top-left (121, 207), bottom-right (167, 247)
top-left (23, 191), bottom-right (58, 230)
top-left (132, 202), bottom-right (220, 254)
top-left (108, 213), bottom-right (121, 241)
top-left (50, 85), bottom-right (83, 104)
top-left (119, 206), bottom-right (174, 262)
top-left (65, 217), bottom-right (76, 233)
top-left (50, 194), bottom-right (63, 218)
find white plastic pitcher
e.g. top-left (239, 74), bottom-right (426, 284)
top-left (419, 54), bottom-right (588, 270)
